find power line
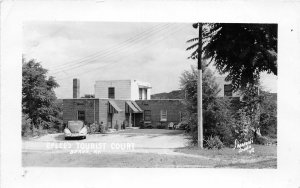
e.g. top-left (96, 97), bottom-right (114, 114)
top-left (49, 23), bottom-right (171, 72)
top-left (55, 24), bottom-right (186, 81)
top-left (51, 24), bottom-right (173, 74)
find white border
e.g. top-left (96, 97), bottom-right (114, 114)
top-left (1, 1), bottom-right (300, 188)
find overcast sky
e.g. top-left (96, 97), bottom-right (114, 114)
top-left (23, 22), bottom-right (277, 98)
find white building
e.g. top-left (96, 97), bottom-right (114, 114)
top-left (215, 76), bottom-right (240, 98)
top-left (94, 79), bottom-right (151, 100)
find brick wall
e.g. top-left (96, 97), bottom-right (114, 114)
top-left (63, 98), bottom-right (128, 129)
top-left (135, 99), bottom-right (184, 128)
top-left (63, 98), bottom-right (183, 129)
top-left (63, 99), bottom-right (100, 125)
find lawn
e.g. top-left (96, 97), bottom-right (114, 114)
top-left (23, 144), bottom-right (276, 168)
top-left (174, 144), bottom-right (277, 168)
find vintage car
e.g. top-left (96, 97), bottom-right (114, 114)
top-left (64, 120), bottom-right (87, 139)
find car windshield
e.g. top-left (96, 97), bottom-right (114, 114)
top-left (67, 121), bottom-right (84, 132)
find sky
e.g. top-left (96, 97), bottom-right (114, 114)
top-left (23, 22), bottom-right (277, 98)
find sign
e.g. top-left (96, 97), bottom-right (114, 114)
top-left (234, 138), bottom-right (254, 154)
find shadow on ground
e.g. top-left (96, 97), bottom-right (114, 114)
top-left (54, 134), bottom-right (86, 141)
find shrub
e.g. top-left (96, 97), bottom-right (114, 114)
top-left (22, 114), bottom-right (32, 137)
top-left (145, 124), bottom-right (153, 129)
top-left (99, 125), bottom-right (105, 133)
top-left (157, 122), bottom-right (166, 129)
top-left (259, 92), bottom-right (277, 138)
top-left (90, 123), bottom-right (98, 133)
top-left (181, 66), bottom-right (235, 146)
top-left (205, 136), bottom-right (224, 149)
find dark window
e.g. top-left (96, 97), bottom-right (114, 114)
top-left (144, 110), bottom-right (151, 122)
top-left (108, 87), bottom-right (115, 99)
top-left (224, 84), bottom-right (232, 97)
top-left (78, 110), bottom-right (85, 122)
top-left (145, 89), bottom-right (147, 100)
top-left (179, 111), bottom-right (183, 122)
top-left (139, 88), bottom-right (143, 100)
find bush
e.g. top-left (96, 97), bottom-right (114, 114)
top-left (145, 124), bottom-right (153, 129)
top-left (259, 92), bottom-right (277, 138)
top-left (22, 114), bottom-right (32, 137)
top-left (205, 136), bottom-right (224, 149)
top-left (157, 122), bottom-right (166, 129)
top-left (181, 66), bottom-right (237, 147)
top-left (254, 135), bottom-right (270, 145)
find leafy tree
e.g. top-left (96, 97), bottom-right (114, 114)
top-left (232, 84), bottom-right (277, 143)
top-left (22, 58), bottom-right (61, 131)
top-left (180, 65), bottom-right (234, 146)
top-left (187, 23), bottom-right (277, 91)
top-left (259, 91), bottom-right (277, 138)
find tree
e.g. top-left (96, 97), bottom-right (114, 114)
top-left (258, 91), bottom-right (277, 138)
top-left (22, 58), bottom-right (61, 131)
top-left (187, 23), bottom-right (277, 91)
top-left (180, 65), bottom-right (234, 146)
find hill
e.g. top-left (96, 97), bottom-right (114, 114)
top-left (151, 90), bottom-right (184, 99)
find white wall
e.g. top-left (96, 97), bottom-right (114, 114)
top-left (94, 80), bottom-right (132, 99)
top-left (215, 77), bottom-right (240, 97)
top-left (131, 80), bottom-right (151, 100)
top-left (94, 79), bottom-right (151, 100)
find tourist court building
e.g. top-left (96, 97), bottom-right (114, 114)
top-left (63, 79), bottom-right (184, 129)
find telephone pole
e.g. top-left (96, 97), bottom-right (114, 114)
top-left (193, 22), bottom-right (203, 148)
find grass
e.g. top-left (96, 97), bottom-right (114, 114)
top-left (174, 144), bottom-right (277, 168)
top-left (23, 144), bottom-right (276, 168)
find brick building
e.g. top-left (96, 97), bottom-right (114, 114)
top-left (63, 79), bottom-right (183, 130)
top-left (135, 99), bottom-right (185, 128)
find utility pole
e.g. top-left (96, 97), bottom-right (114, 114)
top-left (193, 22), bottom-right (203, 148)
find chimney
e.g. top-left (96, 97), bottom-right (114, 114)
top-left (73, 78), bottom-right (80, 98)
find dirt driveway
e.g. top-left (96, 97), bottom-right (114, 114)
top-left (23, 129), bottom-right (191, 155)
top-left (22, 129), bottom-right (276, 168)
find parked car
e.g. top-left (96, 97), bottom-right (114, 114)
top-left (64, 120), bottom-right (87, 139)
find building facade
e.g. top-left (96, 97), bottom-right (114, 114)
top-left (135, 99), bottom-right (185, 128)
top-left (63, 76), bottom-right (247, 130)
top-left (63, 78), bottom-right (182, 130)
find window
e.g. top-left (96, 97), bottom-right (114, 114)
top-left (145, 89), bottom-right (147, 100)
top-left (160, 110), bottom-right (167, 122)
top-left (224, 84), bottom-right (232, 97)
top-left (144, 110), bottom-right (151, 122)
top-left (179, 111), bottom-right (183, 122)
top-left (139, 88), bottom-right (143, 100)
top-left (108, 87), bottom-right (115, 99)
top-left (77, 110), bottom-right (85, 122)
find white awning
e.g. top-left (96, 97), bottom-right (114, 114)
top-left (138, 85), bottom-right (152, 89)
top-left (131, 101), bottom-right (143, 112)
top-left (108, 100), bottom-right (122, 113)
top-left (126, 101), bottom-right (139, 113)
